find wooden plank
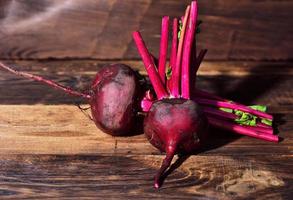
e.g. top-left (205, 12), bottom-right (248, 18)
top-left (2, 60), bottom-right (293, 76)
top-left (0, 154), bottom-right (291, 199)
top-left (0, 104), bottom-right (291, 155)
top-left (0, 0), bottom-right (292, 60)
top-left (0, 60), bottom-right (292, 104)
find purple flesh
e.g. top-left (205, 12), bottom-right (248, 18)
top-left (90, 64), bottom-right (140, 136)
top-left (144, 98), bottom-right (208, 188)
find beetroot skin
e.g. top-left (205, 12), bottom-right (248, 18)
top-left (90, 64), bottom-right (140, 135)
top-left (144, 99), bottom-right (208, 188)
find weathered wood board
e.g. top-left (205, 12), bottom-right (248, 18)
top-left (0, 0), bottom-right (292, 60)
top-left (0, 155), bottom-right (291, 199)
top-left (0, 60), bottom-right (292, 104)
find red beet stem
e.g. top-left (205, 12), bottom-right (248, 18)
top-left (158, 16), bottom-right (170, 84)
top-left (154, 145), bottom-right (176, 189)
top-left (170, 6), bottom-right (190, 98)
top-left (167, 18), bottom-right (179, 92)
top-left (132, 31), bottom-right (168, 99)
top-left (203, 107), bottom-right (274, 135)
top-left (207, 117), bottom-right (279, 142)
top-left (151, 53), bottom-right (159, 67)
top-left (257, 123), bottom-right (272, 129)
top-left (181, 1), bottom-right (198, 99)
top-left (141, 98), bottom-right (153, 112)
top-left (194, 97), bottom-right (273, 120)
top-left (0, 62), bottom-right (91, 99)
top-left (170, 18), bottom-right (179, 71)
top-left (243, 125), bottom-right (273, 135)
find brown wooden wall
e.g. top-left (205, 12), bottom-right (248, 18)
top-left (0, 0), bottom-right (292, 61)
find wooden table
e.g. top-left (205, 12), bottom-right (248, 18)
top-left (0, 60), bottom-right (292, 199)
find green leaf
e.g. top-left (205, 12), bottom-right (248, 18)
top-left (249, 116), bottom-right (257, 126)
top-left (166, 66), bottom-right (172, 80)
top-left (235, 110), bottom-right (243, 116)
top-left (235, 118), bottom-right (249, 126)
top-left (219, 107), bottom-right (233, 113)
top-left (261, 119), bottom-right (273, 126)
top-left (234, 110), bottom-right (257, 126)
top-left (249, 105), bottom-right (267, 112)
top-left (242, 113), bottom-right (250, 120)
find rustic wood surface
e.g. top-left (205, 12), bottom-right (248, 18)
top-left (0, 0), bottom-right (292, 60)
top-left (0, 60), bottom-right (292, 199)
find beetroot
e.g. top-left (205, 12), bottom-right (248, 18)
top-left (133, 29), bottom-right (209, 187)
top-left (132, 2), bottom-right (209, 188)
top-left (89, 64), bottom-right (140, 135)
top-left (0, 62), bottom-right (141, 136)
top-left (144, 99), bottom-right (208, 188)
top-left (133, 0), bottom-right (278, 188)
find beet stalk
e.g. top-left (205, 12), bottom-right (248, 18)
top-left (158, 16), bottom-right (170, 84)
top-left (170, 18), bottom-right (179, 73)
top-left (194, 97), bottom-right (273, 120)
top-left (133, 31), bottom-right (168, 99)
top-left (167, 18), bottom-right (179, 91)
top-left (203, 107), bottom-right (273, 134)
top-left (181, 1), bottom-right (198, 99)
top-left (170, 6), bottom-right (190, 97)
top-left (207, 117), bottom-right (278, 142)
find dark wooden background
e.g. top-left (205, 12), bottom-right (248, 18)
top-left (0, 0), bottom-right (292, 61)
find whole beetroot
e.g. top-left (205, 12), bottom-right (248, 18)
top-left (144, 99), bottom-right (208, 188)
top-left (132, 3), bottom-right (210, 188)
top-left (0, 62), bottom-right (141, 136)
top-left (90, 64), bottom-right (141, 135)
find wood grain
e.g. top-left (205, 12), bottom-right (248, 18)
top-left (0, 154), bottom-right (291, 199)
top-left (0, 0), bottom-right (292, 60)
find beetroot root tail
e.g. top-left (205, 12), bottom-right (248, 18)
top-left (154, 146), bottom-right (176, 189)
top-left (0, 62), bottom-right (91, 99)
